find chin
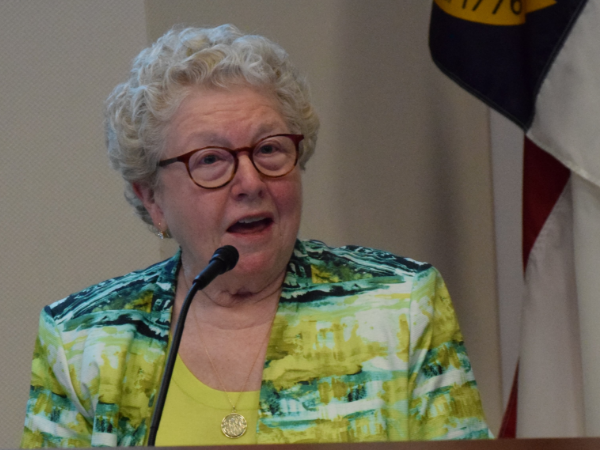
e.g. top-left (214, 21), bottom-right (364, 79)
top-left (234, 248), bottom-right (289, 278)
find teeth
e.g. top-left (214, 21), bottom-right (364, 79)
top-left (238, 217), bottom-right (265, 224)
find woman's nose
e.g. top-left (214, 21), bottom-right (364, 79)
top-left (230, 153), bottom-right (265, 198)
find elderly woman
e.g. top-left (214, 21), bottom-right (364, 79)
top-left (21, 25), bottom-right (491, 447)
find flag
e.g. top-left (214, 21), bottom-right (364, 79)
top-left (429, 0), bottom-right (600, 437)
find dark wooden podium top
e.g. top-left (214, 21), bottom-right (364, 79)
top-left (8, 438), bottom-right (600, 450)
top-left (148, 438), bottom-right (600, 450)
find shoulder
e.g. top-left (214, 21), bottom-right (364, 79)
top-left (44, 252), bottom-right (180, 326)
top-left (292, 239), bottom-right (435, 282)
top-left (282, 239), bottom-right (443, 307)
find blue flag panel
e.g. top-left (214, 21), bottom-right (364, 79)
top-left (429, 0), bottom-right (587, 129)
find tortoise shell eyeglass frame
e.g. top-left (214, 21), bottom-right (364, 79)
top-left (157, 133), bottom-right (304, 189)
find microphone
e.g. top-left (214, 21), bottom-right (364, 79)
top-left (148, 245), bottom-right (239, 446)
top-left (192, 245), bottom-right (239, 288)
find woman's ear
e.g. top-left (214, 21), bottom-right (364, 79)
top-left (133, 182), bottom-right (165, 230)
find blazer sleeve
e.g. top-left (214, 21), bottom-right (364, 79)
top-left (406, 266), bottom-right (493, 440)
top-left (21, 307), bottom-right (92, 448)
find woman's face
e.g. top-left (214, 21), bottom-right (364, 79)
top-left (137, 86), bottom-right (302, 292)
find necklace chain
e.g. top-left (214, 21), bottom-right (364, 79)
top-left (179, 268), bottom-right (273, 438)
top-left (198, 319), bottom-right (271, 411)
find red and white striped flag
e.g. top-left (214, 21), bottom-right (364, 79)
top-left (430, 0), bottom-right (600, 437)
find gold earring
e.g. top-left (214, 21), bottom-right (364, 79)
top-left (157, 222), bottom-right (167, 239)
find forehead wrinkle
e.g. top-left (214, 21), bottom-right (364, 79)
top-left (165, 87), bottom-right (290, 155)
top-left (180, 121), bottom-right (289, 151)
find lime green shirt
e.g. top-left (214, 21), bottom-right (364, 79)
top-left (155, 355), bottom-right (260, 446)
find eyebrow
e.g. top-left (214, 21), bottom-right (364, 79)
top-left (183, 123), bottom-right (288, 149)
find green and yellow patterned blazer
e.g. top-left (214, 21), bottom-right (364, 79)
top-left (22, 239), bottom-right (491, 447)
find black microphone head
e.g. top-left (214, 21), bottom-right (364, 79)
top-left (209, 245), bottom-right (239, 274)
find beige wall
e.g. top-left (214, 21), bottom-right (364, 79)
top-left (1, 1), bottom-right (502, 447)
top-left (0, 1), bottom-right (152, 447)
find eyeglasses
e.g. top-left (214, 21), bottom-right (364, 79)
top-left (158, 134), bottom-right (304, 189)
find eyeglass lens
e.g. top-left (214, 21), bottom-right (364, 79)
top-left (188, 135), bottom-right (297, 188)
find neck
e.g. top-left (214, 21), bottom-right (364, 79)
top-left (175, 258), bottom-right (284, 331)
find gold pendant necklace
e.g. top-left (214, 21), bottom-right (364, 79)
top-left (182, 271), bottom-right (272, 439)
top-left (221, 409), bottom-right (248, 438)
top-left (201, 328), bottom-right (270, 439)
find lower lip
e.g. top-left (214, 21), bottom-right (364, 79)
top-left (227, 219), bottom-right (273, 237)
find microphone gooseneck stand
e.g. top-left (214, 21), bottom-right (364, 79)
top-left (147, 245), bottom-right (239, 446)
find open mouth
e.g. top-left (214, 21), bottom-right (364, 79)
top-left (227, 217), bottom-right (273, 234)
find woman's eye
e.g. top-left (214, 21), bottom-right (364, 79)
top-left (200, 154), bottom-right (219, 165)
top-left (257, 144), bottom-right (279, 155)
top-left (194, 151), bottom-right (228, 167)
